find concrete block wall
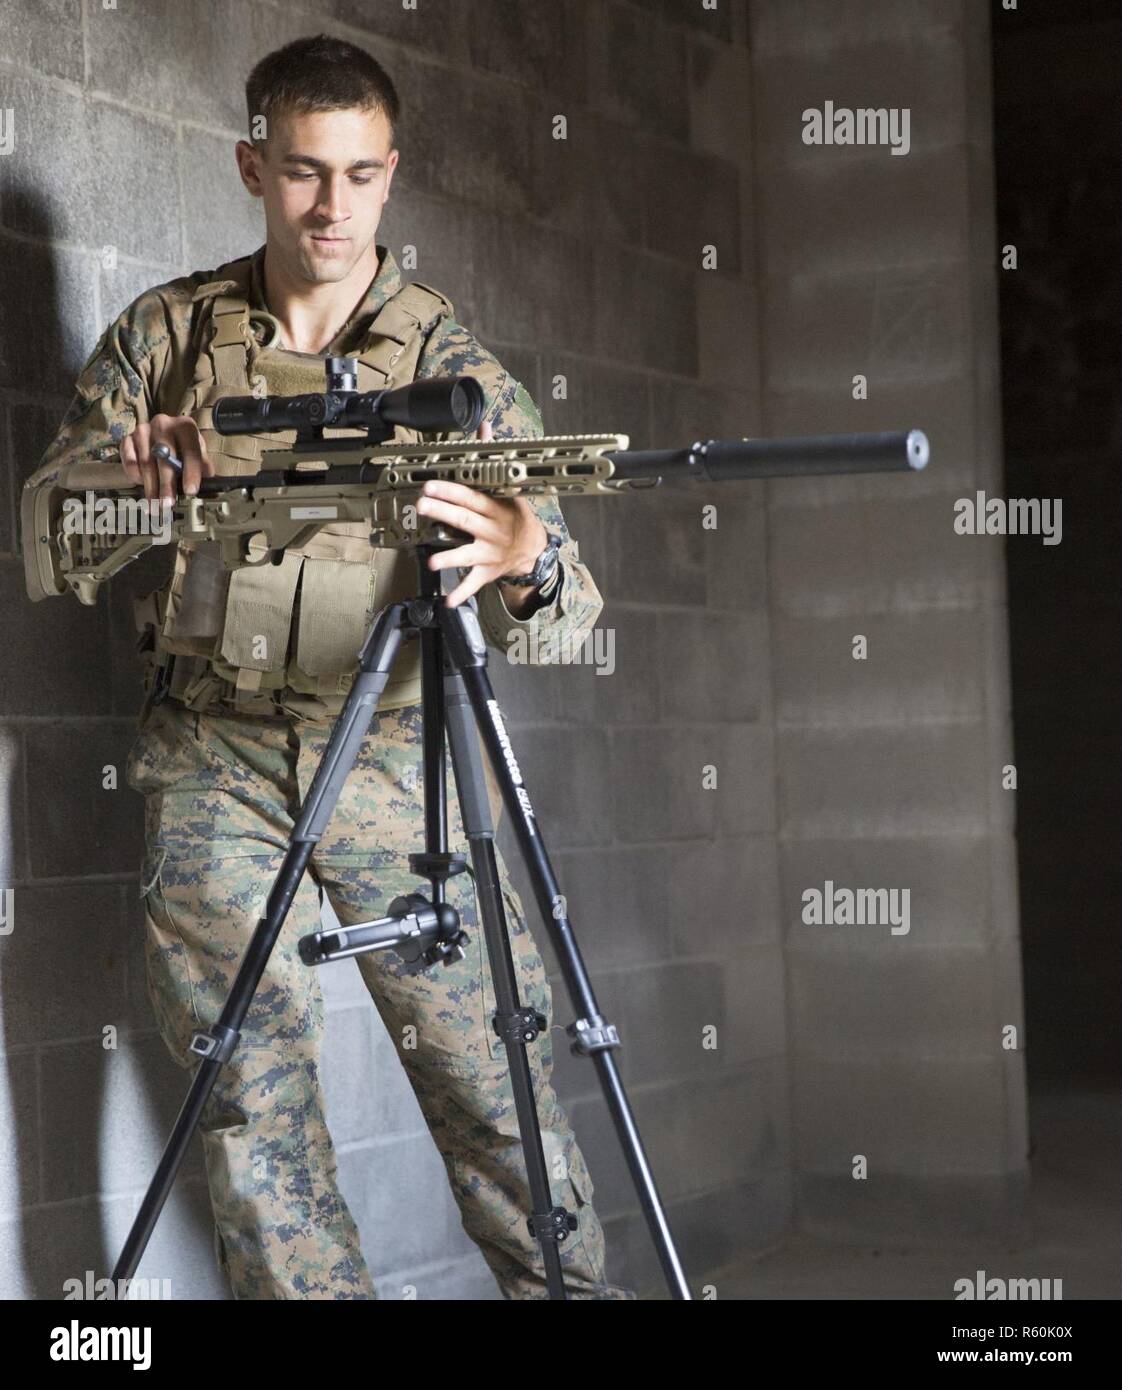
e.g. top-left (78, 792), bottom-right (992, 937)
top-left (0, 0), bottom-right (781, 1300)
top-left (747, 0), bottom-right (1028, 1245)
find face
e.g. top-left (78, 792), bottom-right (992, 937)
top-left (235, 105), bottom-right (399, 284)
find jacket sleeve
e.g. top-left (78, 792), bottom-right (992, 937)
top-left (20, 289), bottom-right (181, 599)
top-left (415, 317), bottom-right (604, 664)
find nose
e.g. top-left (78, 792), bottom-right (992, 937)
top-left (314, 173), bottom-right (351, 225)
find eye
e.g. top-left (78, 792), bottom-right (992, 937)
top-left (286, 172), bottom-right (315, 181)
top-left (350, 176), bottom-right (374, 185)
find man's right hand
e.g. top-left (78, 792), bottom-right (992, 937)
top-left (120, 415), bottom-right (215, 501)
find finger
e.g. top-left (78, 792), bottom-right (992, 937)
top-left (420, 478), bottom-right (506, 518)
top-left (444, 565), bottom-right (501, 609)
top-left (119, 434), bottom-right (141, 486)
top-left (171, 420), bottom-right (208, 496)
top-left (416, 494), bottom-right (506, 546)
top-left (131, 421), bottom-right (159, 502)
top-left (427, 543), bottom-right (487, 571)
top-left (476, 419), bottom-right (494, 442)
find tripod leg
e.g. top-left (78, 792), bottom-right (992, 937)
top-left (442, 669), bottom-right (572, 1300)
top-left (113, 606), bottom-right (409, 1282)
top-left (441, 602), bottom-right (691, 1300)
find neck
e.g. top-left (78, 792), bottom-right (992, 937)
top-left (262, 239), bottom-right (381, 354)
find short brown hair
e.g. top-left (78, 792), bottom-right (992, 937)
top-left (246, 34), bottom-right (401, 145)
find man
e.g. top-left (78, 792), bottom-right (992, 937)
top-left (22, 33), bottom-right (633, 1301)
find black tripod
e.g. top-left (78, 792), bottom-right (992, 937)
top-left (113, 542), bottom-right (690, 1300)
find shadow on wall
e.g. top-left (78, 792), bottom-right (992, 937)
top-left (0, 191), bottom-right (220, 1299)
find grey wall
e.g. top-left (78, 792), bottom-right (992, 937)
top-left (0, 0), bottom-right (1024, 1302)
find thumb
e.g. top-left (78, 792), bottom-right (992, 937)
top-left (476, 418), bottom-right (494, 442)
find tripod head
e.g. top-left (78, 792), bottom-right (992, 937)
top-left (212, 355), bottom-right (487, 445)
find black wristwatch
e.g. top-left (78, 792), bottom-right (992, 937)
top-left (498, 531), bottom-right (562, 590)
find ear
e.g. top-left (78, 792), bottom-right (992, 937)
top-left (234, 139), bottom-right (265, 198)
top-left (383, 147), bottom-right (400, 202)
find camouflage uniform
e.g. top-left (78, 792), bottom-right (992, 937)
top-left (24, 245), bottom-right (633, 1300)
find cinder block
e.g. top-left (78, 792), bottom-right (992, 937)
top-left (132, 1175), bottom-right (230, 1300)
top-left (768, 492), bottom-right (995, 617)
top-left (533, 603), bottom-right (657, 733)
top-left (513, 724), bottom-right (614, 850)
top-left (688, 31), bottom-right (753, 159)
top-left (601, 958), bottom-right (728, 1090)
top-left (546, 844), bottom-right (679, 972)
top-left (336, 1130), bottom-right (460, 1275)
top-left (654, 0), bottom-right (735, 43)
top-left (0, 1049), bottom-right (38, 1218)
top-left (330, 0), bottom-right (469, 63)
top-left (462, 214), bottom-right (594, 355)
top-left (657, 609), bottom-right (769, 723)
top-left (464, 0), bottom-right (588, 101)
top-left (757, 144), bottom-right (970, 280)
top-left (666, 832), bottom-right (781, 957)
top-left (321, 1002), bottom-right (427, 1146)
top-left (749, 0), bottom-right (963, 57)
top-left (777, 721), bottom-right (991, 838)
top-left (790, 1054), bottom-right (1016, 1172)
top-left (695, 270), bottom-right (763, 400)
top-left (701, 493), bottom-right (768, 615)
top-left (787, 940), bottom-right (1012, 1059)
top-left (2, 882), bottom-right (125, 1045)
top-left (87, 0), bottom-right (309, 132)
top-left (26, 721), bottom-right (144, 877)
top-left (591, 240), bottom-right (698, 376)
top-left (0, 239), bottom-right (97, 391)
top-left (760, 262), bottom-right (973, 392)
top-left (780, 834), bottom-right (1014, 947)
top-left (610, 722), bottom-right (775, 842)
top-left (751, 26), bottom-right (968, 159)
top-left (13, 1192), bottom-right (136, 1300)
top-left (529, 109), bottom-right (645, 248)
top-left (0, 73), bottom-right (179, 264)
top-left (28, 589), bottom-right (113, 753)
top-left (600, 488), bottom-right (707, 606)
top-left (650, 373), bottom-right (756, 451)
top-left (40, 1034), bottom-right (206, 1202)
top-left (586, 2), bottom-right (691, 143)
top-left (569, 1058), bottom-right (789, 1213)
top-left (636, 137), bottom-right (741, 274)
top-left (772, 608), bottom-right (986, 726)
top-left (0, 724), bottom-right (27, 882)
top-left (0, 0), bottom-right (84, 81)
top-left (796, 1168), bottom-right (1030, 1248)
top-left (540, 351), bottom-right (650, 447)
top-left (600, 1169), bottom-right (794, 1297)
top-left (721, 944), bottom-right (788, 1063)
top-left (392, 49), bottom-right (534, 217)
top-left (180, 128), bottom-right (266, 273)
top-left (378, 187), bottom-right (478, 323)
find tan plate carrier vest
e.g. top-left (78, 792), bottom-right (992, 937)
top-left (134, 260), bottom-right (456, 722)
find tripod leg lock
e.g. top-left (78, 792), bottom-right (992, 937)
top-left (567, 1014), bottom-right (621, 1057)
top-left (492, 1007), bottom-right (548, 1047)
top-left (527, 1206), bottom-right (579, 1244)
top-left (188, 1024), bottom-right (240, 1065)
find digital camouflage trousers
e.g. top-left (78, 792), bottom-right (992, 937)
top-left (124, 696), bottom-right (632, 1301)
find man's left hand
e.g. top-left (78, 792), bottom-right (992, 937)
top-left (417, 420), bottom-right (549, 609)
